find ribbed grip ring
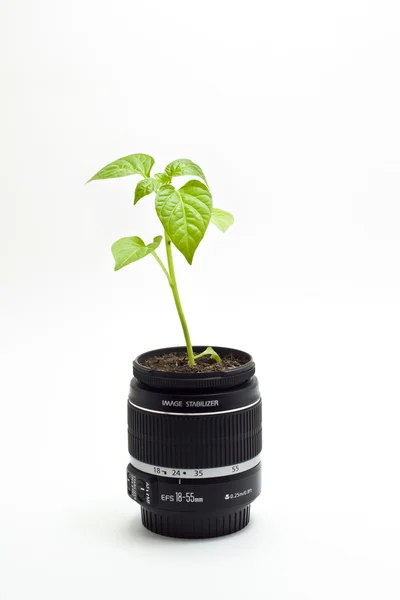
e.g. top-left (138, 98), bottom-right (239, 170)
top-left (128, 401), bottom-right (262, 469)
top-left (141, 506), bottom-right (251, 538)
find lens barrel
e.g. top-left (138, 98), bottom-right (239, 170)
top-left (127, 346), bottom-right (262, 539)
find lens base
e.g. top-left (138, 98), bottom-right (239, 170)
top-left (141, 505), bottom-right (251, 539)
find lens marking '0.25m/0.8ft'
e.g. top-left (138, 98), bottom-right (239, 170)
top-left (129, 454), bottom-right (262, 479)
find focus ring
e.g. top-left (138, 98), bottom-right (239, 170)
top-left (141, 506), bottom-right (251, 538)
top-left (128, 401), bottom-right (262, 469)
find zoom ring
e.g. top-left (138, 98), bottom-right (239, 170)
top-left (128, 401), bottom-right (262, 469)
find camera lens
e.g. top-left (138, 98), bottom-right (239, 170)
top-left (127, 346), bottom-right (262, 539)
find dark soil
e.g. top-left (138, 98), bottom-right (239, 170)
top-left (140, 351), bottom-right (248, 373)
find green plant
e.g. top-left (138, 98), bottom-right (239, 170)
top-left (88, 154), bottom-right (234, 365)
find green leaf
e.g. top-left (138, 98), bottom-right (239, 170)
top-left (155, 180), bottom-right (212, 264)
top-left (154, 172), bottom-right (171, 185)
top-left (111, 235), bottom-right (162, 271)
top-left (164, 159), bottom-right (208, 185)
top-left (211, 208), bottom-right (234, 232)
top-left (134, 178), bottom-right (159, 205)
top-left (194, 346), bottom-right (221, 362)
top-left (88, 153), bottom-right (154, 182)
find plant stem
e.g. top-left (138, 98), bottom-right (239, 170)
top-left (164, 232), bottom-right (195, 365)
top-left (152, 251), bottom-right (172, 285)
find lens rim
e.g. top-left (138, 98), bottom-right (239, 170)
top-left (133, 345), bottom-right (255, 390)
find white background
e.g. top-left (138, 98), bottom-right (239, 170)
top-left (1, 0), bottom-right (400, 598)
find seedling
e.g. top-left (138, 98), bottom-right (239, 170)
top-left (88, 154), bottom-right (234, 365)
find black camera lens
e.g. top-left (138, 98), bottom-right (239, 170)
top-left (127, 346), bottom-right (262, 539)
